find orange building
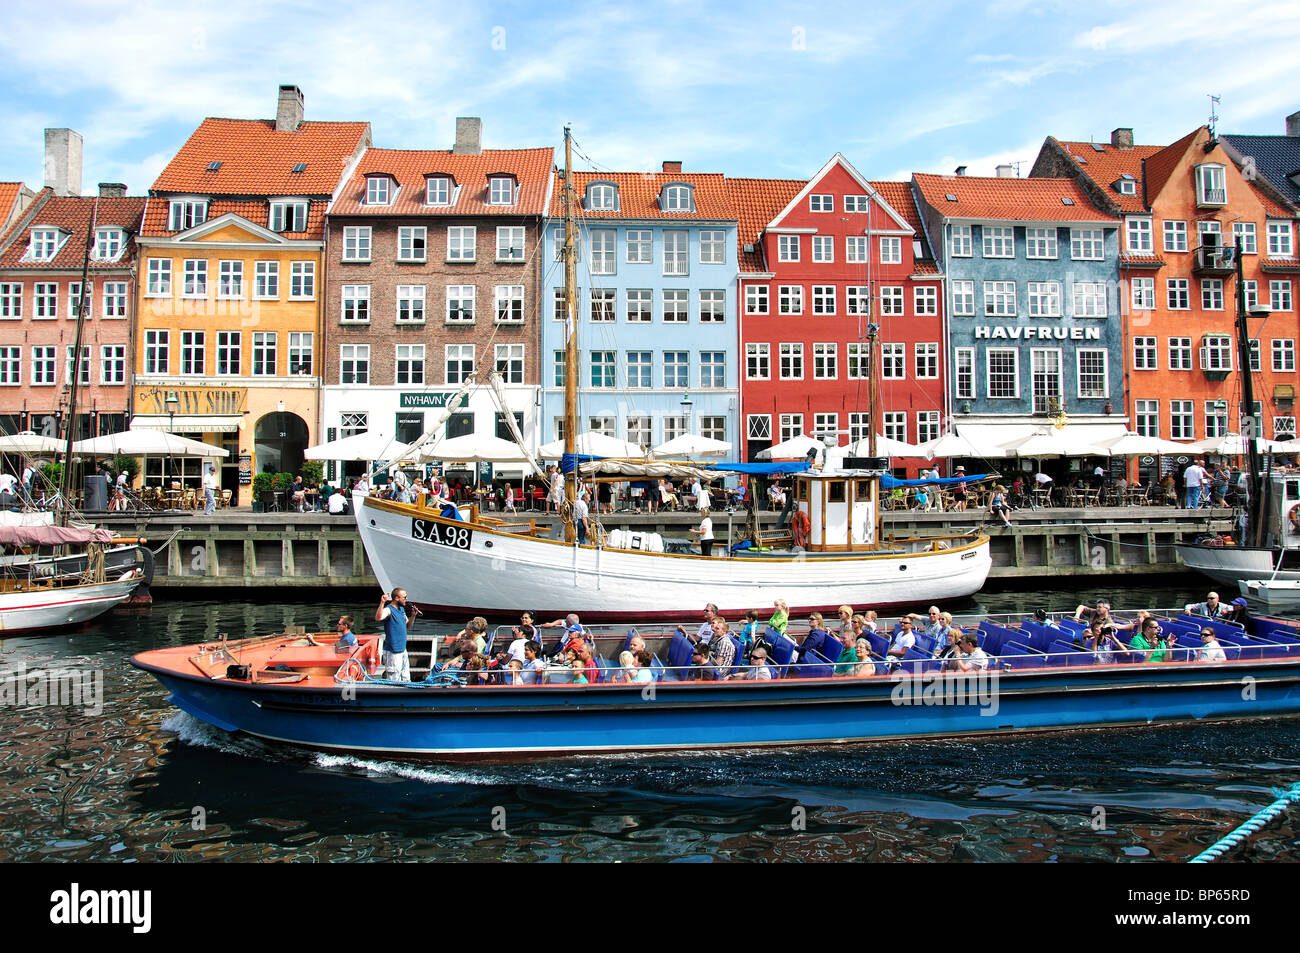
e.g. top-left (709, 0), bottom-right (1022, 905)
top-left (135, 86), bottom-right (369, 497)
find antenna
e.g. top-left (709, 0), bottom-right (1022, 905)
top-left (1208, 94), bottom-right (1221, 137)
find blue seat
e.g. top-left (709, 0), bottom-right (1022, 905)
top-left (594, 655), bottom-right (615, 683)
top-left (978, 621), bottom-right (1019, 656)
top-left (650, 655), bottom-right (671, 682)
top-left (791, 647), bottom-right (835, 679)
top-left (1050, 640), bottom-right (1095, 666)
top-left (996, 643), bottom-right (1045, 669)
top-left (665, 632), bottom-right (695, 676)
top-left (1018, 621), bottom-right (1055, 654)
top-left (1058, 618), bottom-right (1088, 635)
top-left (1178, 614), bottom-right (1244, 636)
top-left (1251, 619), bottom-right (1300, 644)
top-left (798, 628), bottom-right (837, 661)
top-left (865, 631), bottom-right (889, 657)
top-left (912, 632), bottom-right (937, 655)
top-left (768, 632), bottom-right (799, 678)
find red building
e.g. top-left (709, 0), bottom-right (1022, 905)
top-left (730, 155), bottom-right (944, 470)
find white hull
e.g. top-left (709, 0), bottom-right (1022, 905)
top-left (355, 496), bottom-right (992, 618)
top-left (1238, 578), bottom-right (1300, 609)
top-left (1176, 543), bottom-right (1300, 586)
top-left (0, 572), bottom-right (142, 634)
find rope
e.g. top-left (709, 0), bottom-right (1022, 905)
top-left (1188, 781), bottom-right (1300, 863)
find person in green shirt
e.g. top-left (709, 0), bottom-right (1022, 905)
top-left (1129, 617), bottom-right (1172, 663)
top-left (768, 599), bottom-right (789, 636)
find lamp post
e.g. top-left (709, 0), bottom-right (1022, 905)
top-left (679, 390), bottom-right (693, 438)
top-left (164, 390), bottom-right (179, 484)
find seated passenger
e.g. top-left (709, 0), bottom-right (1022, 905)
top-left (1128, 617), bottom-right (1173, 663)
top-left (522, 641), bottom-right (547, 684)
top-left (631, 650), bottom-right (654, 683)
top-left (689, 643), bottom-right (720, 681)
top-left (907, 605), bottom-right (946, 641)
top-left (465, 653), bottom-right (490, 684)
top-left (768, 599), bottom-right (789, 636)
top-left (572, 639), bottom-right (599, 684)
top-left (738, 609), bottom-right (761, 650)
top-left (444, 616), bottom-right (489, 656)
top-left (707, 617), bottom-right (737, 674)
top-left (728, 646), bottom-right (772, 680)
top-left (1225, 597), bottom-right (1251, 626)
top-left (1196, 628), bottom-right (1227, 663)
top-left (1186, 591), bottom-right (1234, 621)
top-left (335, 615), bottom-right (358, 649)
top-left (934, 626), bottom-right (962, 661)
top-left (617, 650), bottom-right (637, 683)
top-left (861, 609), bottom-right (879, 633)
top-left (852, 639), bottom-right (876, 677)
top-left (505, 659), bottom-right (524, 685)
top-left (1085, 620), bottom-right (1127, 664)
top-left (571, 658), bottom-right (590, 684)
top-left (885, 617), bottom-right (917, 669)
top-left (507, 623), bottom-right (536, 664)
top-left (945, 633), bottom-right (989, 672)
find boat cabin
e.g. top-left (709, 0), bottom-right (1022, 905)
top-left (1268, 471), bottom-right (1300, 550)
top-left (794, 470), bottom-right (879, 552)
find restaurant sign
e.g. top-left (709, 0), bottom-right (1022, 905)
top-left (400, 392), bottom-right (468, 409)
top-left (134, 386), bottom-right (248, 415)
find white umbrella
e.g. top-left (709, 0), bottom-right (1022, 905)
top-left (919, 430), bottom-right (992, 460)
top-left (835, 435), bottom-right (927, 458)
top-left (1101, 432), bottom-right (1198, 456)
top-left (305, 431), bottom-right (412, 462)
top-left (538, 431), bottom-right (643, 458)
top-left (73, 428), bottom-right (228, 458)
top-left (1003, 429), bottom-right (1111, 458)
top-left (417, 433), bottom-right (531, 463)
top-left (1192, 432), bottom-right (1286, 455)
top-left (0, 431), bottom-right (65, 454)
top-left (651, 434), bottom-right (732, 458)
top-left (755, 434), bottom-right (826, 460)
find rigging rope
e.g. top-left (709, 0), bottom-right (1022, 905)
top-left (1188, 781), bottom-right (1300, 862)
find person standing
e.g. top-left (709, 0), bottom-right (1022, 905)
top-left (374, 587), bottom-right (415, 682)
top-left (572, 490), bottom-right (590, 544)
top-left (690, 507), bottom-right (715, 556)
top-left (203, 464), bottom-right (218, 514)
top-left (1183, 458), bottom-right (1207, 509)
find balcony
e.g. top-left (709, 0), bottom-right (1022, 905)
top-left (1197, 187), bottom-right (1227, 208)
top-left (1194, 245), bottom-right (1235, 276)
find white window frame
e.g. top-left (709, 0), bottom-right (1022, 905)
top-left (746, 343), bottom-right (770, 380)
top-left (340, 284), bottom-right (370, 324)
top-left (447, 226), bottom-right (477, 262)
top-left (446, 285), bottom-right (476, 324)
top-left (397, 226), bottom-right (427, 263)
top-left (982, 226), bottom-right (1014, 258)
top-left (396, 285), bottom-right (426, 324)
top-left (1025, 227), bottom-right (1058, 259)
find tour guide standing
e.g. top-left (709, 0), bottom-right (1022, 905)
top-left (374, 587), bottom-right (415, 682)
top-left (203, 463), bottom-right (218, 514)
top-left (690, 507), bottom-right (715, 556)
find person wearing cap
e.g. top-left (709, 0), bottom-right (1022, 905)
top-left (1196, 628), bottom-right (1227, 663)
top-left (1225, 597), bottom-right (1251, 626)
top-left (689, 507), bottom-right (715, 556)
top-left (951, 467), bottom-right (968, 511)
top-left (1185, 591), bottom-right (1234, 621)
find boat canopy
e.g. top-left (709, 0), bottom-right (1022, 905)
top-left (881, 473), bottom-right (993, 488)
top-left (0, 526), bottom-right (114, 546)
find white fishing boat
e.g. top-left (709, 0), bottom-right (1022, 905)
top-left (1238, 577), bottom-right (1300, 610)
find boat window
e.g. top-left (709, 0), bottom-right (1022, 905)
top-left (797, 481), bottom-right (809, 501)
top-left (856, 480), bottom-right (872, 497)
top-left (829, 481), bottom-right (846, 502)
top-left (1289, 480), bottom-right (1300, 500)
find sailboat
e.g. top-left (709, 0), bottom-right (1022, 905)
top-left (352, 128), bottom-right (992, 618)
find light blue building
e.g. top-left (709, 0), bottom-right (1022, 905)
top-left (540, 167), bottom-right (739, 454)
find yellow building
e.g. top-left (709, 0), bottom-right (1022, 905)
top-left (134, 86), bottom-right (369, 500)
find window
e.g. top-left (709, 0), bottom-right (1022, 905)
top-left (664, 351), bottom-right (689, 388)
top-left (661, 185), bottom-right (693, 212)
top-left (492, 344), bottom-right (524, 384)
top-left (288, 332), bottom-right (312, 375)
top-left (446, 285), bottom-right (475, 323)
top-left (28, 228), bottom-right (60, 261)
top-left (748, 414), bottom-right (772, 442)
top-left (845, 195), bottom-right (869, 213)
top-left (147, 259), bottom-right (171, 296)
top-left (63, 345), bottom-right (91, 385)
top-left (744, 285), bottom-right (768, 315)
top-left (590, 288), bottom-right (615, 322)
top-left (779, 343), bottom-right (803, 379)
top-left (586, 183), bottom-right (616, 210)
top-left (67, 281), bottom-right (92, 320)
top-left (215, 331), bottom-right (240, 375)
top-left (700, 289), bottom-right (725, 323)
top-left (31, 282), bottom-right (56, 319)
top-left (1169, 337), bottom-right (1192, 371)
top-left (1070, 228), bottom-right (1104, 261)
top-left (290, 261), bottom-right (315, 299)
top-left (879, 236), bottom-right (902, 263)
top-left (883, 412), bottom-right (907, 443)
top-left (1195, 164), bottom-right (1226, 205)
top-left (1077, 349), bottom-right (1108, 399)
top-left (984, 281), bottom-right (1016, 316)
top-left (1136, 399), bottom-right (1160, 437)
top-left (880, 286), bottom-right (904, 316)
top-left (1126, 217), bottom-right (1153, 254)
top-left (341, 344), bottom-right (370, 384)
top-left (1249, 339), bottom-right (1262, 372)
top-left (952, 280), bottom-right (975, 316)
top-left (700, 230), bottom-right (725, 264)
top-left (917, 411), bottom-right (941, 443)
top-left (846, 286), bottom-right (871, 316)
top-left (915, 342), bottom-right (938, 379)
top-left (494, 285), bottom-right (523, 323)
top-left (254, 261), bottom-right (279, 300)
top-left (812, 235), bottom-right (834, 262)
top-left (488, 176), bottom-right (515, 206)
top-left (553, 288), bottom-right (568, 322)
top-left (847, 343), bottom-right (870, 379)
top-left (496, 226), bottom-right (525, 261)
top-left (626, 229), bottom-right (652, 263)
top-left (31, 346), bottom-right (55, 385)
top-left (778, 235), bottom-right (800, 262)
top-left (914, 286), bottom-right (938, 316)
top-left (167, 200), bottom-right (206, 231)
top-left (1271, 280), bottom-right (1293, 312)
top-left (778, 285), bottom-right (803, 315)
top-left (252, 332), bottom-right (277, 376)
top-left (950, 225), bottom-right (972, 257)
top-left (93, 228), bottom-right (124, 260)
top-left (982, 226), bottom-right (1014, 258)
top-left (1170, 400), bottom-right (1195, 440)
top-left (846, 236), bottom-right (868, 263)
top-left (881, 343), bottom-right (905, 379)
top-left (1272, 339), bottom-right (1295, 372)
top-left (589, 229), bottom-right (616, 274)
top-left (746, 343), bottom-right (769, 380)
top-left (628, 351), bottom-right (653, 388)
top-left (1028, 281), bottom-right (1062, 317)
top-left (627, 415), bottom-right (652, 449)
top-left (1205, 401), bottom-right (1228, 438)
top-left (341, 285), bottom-right (370, 323)
top-left (779, 413), bottom-right (804, 443)
top-left (447, 226), bottom-right (476, 261)
top-left (269, 201), bottom-right (307, 233)
top-left (663, 289), bottom-right (688, 323)
top-left (1275, 417), bottom-right (1297, 440)
top-left (1167, 278), bottom-right (1189, 310)
top-left (954, 348), bottom-right (974, 399)
top-left (1198, 220), bottom-right (1221, 246)
top-left (1200, 335), bottom-right (1233, 371)
top-left (182, 260), bottom-right (207, 297)
top-left (365, 177), bottom-right (390, 205)
top-left (144, 330), bottom-right (169, 375)
top-left (1244, 280), bottom-right (1258, 310)
top-left (987, 349), bottom-right (1018, 398)
top-left (700, 351), bottom-right (725, 388)
top-left (1233, 222), bottom-right (1257, 255)
top-left (663, 230), bottom-right (688, 275)
top-left (1269, 222), bottom-right (1294, 257)
top-left (1164, 221), bottom-right (1188, 253)
top-left (426, 176), bottom-right (451, 206)
top-left (1201, 279), bottom-right (1224, 311)
top-left (180, 331), bottom-right (205, 375)
top-left (553, 351), bottom-right (565, 387)
top-left (1131, 276), bottom-right (1155, 310)
top-left (1030, 349), bottom-right (1062, 413)
top-left (1073, 282), bottom-right (1107, 318)
top-left (342, 226), bottom-right (371, 262)
top-left (395, 344), bottom-right (425, 385)
top-left (444, 344), bottom-right (474, 384)
top-left (813, 343), bottom-right (837, 380)
top-left (1026, 227), bottom-right (1058, 259)
top-left (217, 261), bottom-right (243, 298)
top-left (662, 415), bottom-right (687, 442)
top-left (812, 285), bottom-right (836, 315)
top-left (627, 289), bottom-right (652, 323)
top-left (0, 347), bottom-right (21, 384)
top-left (1134, 337), bottom-right (1157, 370)
top-left (397, 226), bottom-right (427, 262)
top-left (814, 413), bottom-right (838, 441)
top-left (848, 413), bottom-right (869, 442)
top-left (397, 285), bottom-right (426, 323)
top-left (809, 194), bottom-right (834, 212)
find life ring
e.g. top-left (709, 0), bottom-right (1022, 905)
top-left (1290, 507), bottom-right (1300, 533)
top-left (1205, 536), bottom-right (1225, 548)
top-left (792, 510), bottom-right (811, 549)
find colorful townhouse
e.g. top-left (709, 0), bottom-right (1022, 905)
top-left (1033, 126), bottom-right (1300, 449)
top-left (135, 86), bottom-right (369, 494)
top-left (540, 166), bottom-right (739, 453)
top-left (911, 171), bottom-right (1125, 453)
top-left (0, 129), bottom-right (143, 441)
top-left (731, 155), bottom-right (945, 469)
top-left (322, 120), bottom-right (552, 485)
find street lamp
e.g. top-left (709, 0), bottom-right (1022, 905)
top-left (679, 390), bottom-right (693, 436)
top-left (164, 391), bottom-right (179, 484)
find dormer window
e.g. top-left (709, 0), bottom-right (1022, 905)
top-left (268, 200), bottom-right (309, 233)
top-left (93, 228), bottom-right (125, 261)
top-left (488, 175), bottom-right (516, 206)
top-left (28, 227), bottom-right (62, 261)
top-left (167, 199), bottom-right (207, 232)
top-left (1114, 174), bottom-right (1136, 196)
top-left (366, 176), bottom-right (392, 206)
top-left (1195, 163), bottom-right (1227, 207)
top-left (426, 175), bottom-right (454, 206)
top-left (660, 183), bottom-right (694, 212)
top-left (586, 183), bottom-right (618, 211)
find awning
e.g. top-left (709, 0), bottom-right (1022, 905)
top-left (132, 414), bottom-right (242, 434)
top-left (956, 423), bottom-right (1128, 458)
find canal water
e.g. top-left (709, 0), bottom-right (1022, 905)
top-left (0, 580), bottom-right (1296, 863)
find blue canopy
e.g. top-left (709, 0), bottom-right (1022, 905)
top-left (881, 473), bottom-right (992, 488)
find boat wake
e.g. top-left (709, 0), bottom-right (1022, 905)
top-left (160, 711), bottom-right (273, 759)
top-left (310, 753), bottom-right (514, 786)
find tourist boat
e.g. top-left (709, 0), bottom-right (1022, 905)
top-left (353, 126), bottom-right (991, 619)
top-left (132, 607), bottom-right (1300, 760)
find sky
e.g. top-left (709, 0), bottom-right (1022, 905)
top-left (1, 0), bottom-right (1299, 193)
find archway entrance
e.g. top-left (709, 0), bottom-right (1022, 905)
top-left (254, 412), bottom-right (309, 475)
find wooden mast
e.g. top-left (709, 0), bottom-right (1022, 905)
top-left (59, 195), bottom-right (99, 526)
top-left (561, 126), bottom-right (578, 543)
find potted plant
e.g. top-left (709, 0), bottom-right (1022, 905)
top-left (300, 460), bottom-right (323, 488)
top-left (252, 473), bottom-right (273, 512)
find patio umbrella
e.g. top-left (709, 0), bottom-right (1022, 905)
top-left (415, 433), bottom-right (532, 463)
top-left (835, 435), bottom-right (928, 458)
top-left (538, 431), bottom-right (643, 459)
top-left (1002, 429), bottom-right (1111, 458)
top-left (1191, 433), bottom-right (1286, 455)
top-left (918, 430), bottom-right (992, 460)
top-left (1101, 432), bottom-right (1200, 456)
top-left (651, 434), bottom-right (732, 458)
top-left (755, 434), bottom-right (827, 460)
top-left (305, 431), bottom-right (412, 462)
top-left (72, 428), bottom-right (229, 458)
top-left (0, 431), bottom-right (66, 455)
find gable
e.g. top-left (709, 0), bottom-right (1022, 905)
top-left (768, 154), bottom-right (913, 233)
top-left (191, 221), bottom-right (272, 244)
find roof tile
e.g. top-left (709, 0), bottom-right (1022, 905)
top-left (0, 191), bottom-right (145, 270)
top-left (913, 173), bottom-right (1116, 222)
top-left (723, 177), bottom-right (805, 271)
top-left (550, 171), bottom-right (735, 221)
top-left (1050, 138), bottom-right (1164, 213)
top-left (141, 197), bottom-right (328, 241)
top-left (332, 147), bottom-right (554, 217)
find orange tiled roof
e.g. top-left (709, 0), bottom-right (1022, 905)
top-left (913, 173), bottom-right (1116, 223)
top-left (912, 259), bottom-right (942, 275)
top-left (871, 180), bottom-right (938, 263)
top-left (0, 183), bottom-right (23, 225)
top-left (141, 197), bottom-right (328, 241)
top-left (1120, 254), bottom-right (1166, 268)
top-left (724, 177), bottom-right (805, 271)
top-left (0, 190), bottom-right (145, 270)
top-left (1252, 184), bottom-right (1295, 219)
top-left (1142, 128), bottom-right (1203, 203)
top-left (150, 118), bottom-right (369, 197)
top-left (332, 147), bottom-right (554, 217)
top-left (550, 171), bottom-right (736, 221)
top-left (1049, 138), bottom-right (1163, 213)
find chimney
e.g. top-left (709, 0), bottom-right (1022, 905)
top-left (1111, 127), bottom-right (1134, 149)
top-left (98, 182), bottom-right (127, 198)
top-left (954, 165), bottom-right (967, 176)
top-left (44, 128), bottom-right (83, 197)
top-left (453, 117), bottom-right (482, 155)
top-left (995, 164), bottom-right (1014, 178)
top-left (1287, 110), bottom-right (1300, 137)
top-left (276, 85), bottom-right (304, 132)
top-left (662, 160), bottom-right (682, 174)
